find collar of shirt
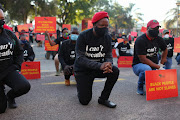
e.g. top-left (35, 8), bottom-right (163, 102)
top-left (145, 33), bottom-right (151, 40)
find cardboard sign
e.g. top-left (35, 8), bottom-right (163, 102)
top-left (88, 20), bottom-right (93, 29)
top-left (141, 26), bottom-right (147, 33)
top-left (62, 24), bottom-right (71, 30)
top-left (35, 17), bottom-right (56, 33)
top-left (17, 24), bottom-right (29, 32)
top-left (21, 61), bottom-right (41, 80)
top-left (36, 34), bottom-right (45, 41)
top-left (112, 49), bottom-right (117, 58)
top-left (44, 40), bottom-right (59, 51)
top-left (118, 56), bottom-right (133, 68)
top-left (117, 38), bottom-right (124, 43)
top-left (131, 32), bottom-right (137, 37)
top-left (174, 37), bottom-right (180, 52)
top-left (145, 69), bottom-right (178, 101)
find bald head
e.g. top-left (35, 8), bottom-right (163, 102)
top-left (0, 9), bottom-right (4, 20)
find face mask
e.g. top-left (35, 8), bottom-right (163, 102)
top-left (0, 19), bottom-right (5, 29)
top-left (63, 33), bottom-right (69, 39)
top-left (148, 29), bottom-right (159, 37)
top-left (71, 34), bottom-right (78, 41)
top-left (95, 26), bottom-right (108, 37)
top-left (164, 34), bottom-right (169, 39)
top-left (21, 40), bottom-right (27, 44)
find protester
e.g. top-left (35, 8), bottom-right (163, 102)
top-left (45, 28), bottom-right (69, 76)
top-left (74, 11), bottom-right (119, 108)
top-left (132, 19), bottom-right (167, 95)
top-left (0, 6), bottom-right (31, 114)
top-left (162, 29), bottom-right (174, 69)
top-left (115, 37), bottom-right (132, 58)
top-left (29, 28), bottom-right (33, 43)
top-left (20, 35), bottom-right (35, 62)
top-left (58, 27), bottom-right (79, 86)
top-left (45, 33), bottom-right (56, 60)
top-left (111, 32), bottom-right (117, 48)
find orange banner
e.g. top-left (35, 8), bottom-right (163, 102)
top-left (44, 40), bottom-right (59, 51)
top-left (145, 69), bottom-right (178, 101)
top-left (117, 38), bottom-right (124, 43)
top-left (36, 34), bottom-right (45, 41)
top-left (174, 37), bottom-right (180, 52)
top-left (118, 56), bottom-right (133, 68)
top-left (62, 24), bottom-right (71, 30)
top-left (141, 26), bottom-right (147, 33)
top-left (21, 61), bottom-right (41, 80)
top-left (35, 17), bottom-right (56, 33)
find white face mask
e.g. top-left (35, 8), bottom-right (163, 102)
top-left (164, 34), bottom-right (169, 39)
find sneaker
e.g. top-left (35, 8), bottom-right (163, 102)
top-left (7, 96), bottom-right (17, 109)
top-left (137, 85), bottom-right (144, 95)
top-left (55, 71), bottom-right (60, 76)
top-left (65, 79), bottom-right (70, 86)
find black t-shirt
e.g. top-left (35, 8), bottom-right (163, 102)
top-left (54, 37), bottom-right (66, 52)
top-left (164, 37), bottom-right (174, 57)
top-left (23, 41), bottom-right (35, 61)
top-left (133, 34), bottom-right (167, 67)
top-left (74, 28), bottom-right (112, 72)
top-left (58, 40), bottom-right (76, 69)
top-left (116, 42), bottom-right (130, 56)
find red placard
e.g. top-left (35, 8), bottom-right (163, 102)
top-left (134, 38), bottom-right (137, 42)
top-left (141, 26), bottom-right (147, 33)
top-left (62, 24), bottom-right (71, 30)
top-left (112, 49), bottom-right (117, 58)
top-left (117, 38), bottom-right (124, 43)
top-left (174, 37), bottom-right (180, 52)
top-left (17, 24), bottom-right (29, 32)
top-left (21, 61), bottom-right (41, 80)
top-left (145, 69), bottom-right (178, 101)
top-left (87, 20), bottom-right (93, 29)
top-left (36, 34), bottom-right (45, 41)
top-left (131, 32), bottom-right (137, 37)
top-left (44, 40), bottom-right (59, 51)
top-left (35, 17), bottom-right (56, 33)
top-left (118, 56), bottom-right (133, 68)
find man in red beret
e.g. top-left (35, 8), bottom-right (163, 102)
top-left (74, 11), bottom-right (119, 108)
top-left (132, 20), bottom-right (167, 95)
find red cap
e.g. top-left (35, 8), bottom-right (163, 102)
top-left (147, 20), bottom-right (160, 28)
top-left (92, 11), bottom-right (109, 23)
top-left (49, 33), bottom-right (53, 37)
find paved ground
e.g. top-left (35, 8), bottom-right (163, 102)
top-left (1, 42), bottom-right (180, 120)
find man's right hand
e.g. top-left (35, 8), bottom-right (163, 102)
top-left (64, 65), bottom-right (71, 75)
top-left (100, 62), bottom-right (113, 74)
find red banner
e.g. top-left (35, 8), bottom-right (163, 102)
top-left (141, 26), bottom-right (147, 33)
top-left (118, 56), bottom-right (133, 68)
top-left (131, 32), bottom-right (137, 37)
top-left (62, 24), bottom-right (71, 30)
top-left (17, 24), bottom-right (29, 32)
top-left (174, 37), bottom-right (180, 52)
top-left (117, 38), bottom-right (124, 43)
top-left (145, 69), bottom-right (178, 101)
top-left (21, 62), bottom-right (41, 80)
top-left (44, 40), bottom-right (59, 51)
top-left (35, 17), bottom-right (56, 33)
top-left (36, 34), bottom-right (45, 41)
top-left (112, 49), bottom-right (117, 58)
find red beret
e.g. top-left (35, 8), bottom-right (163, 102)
top-left (92, 11), bottom-right (109, 23)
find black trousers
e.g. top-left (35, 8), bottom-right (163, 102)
top-left (75, 66), bottom-right (119, 105)
top-left (0, 70), bottom-right (31, 114)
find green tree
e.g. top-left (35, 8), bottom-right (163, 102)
top-left (165, 8), bottom-right (177, 29)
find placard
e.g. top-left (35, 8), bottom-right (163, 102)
top-left (174, 37), bottom-right (180, 52)
top-left (21, 61), bottom-right (41, 79)
top-left (36, 34), bottom-right (45, 41)
top-left (145, 69), bottom-right (178, 101)
top-left (141, 26), bottom-right (147, 33)
top-left (117, 56), bottom-right (133, 68)
top-left (44, 40), bottom-right (59, 51)
top-left (87, 20), bottom-right (93, 29)
top-left (131, 32), bottom-right (137, 37)
top-left (112, 49), bottom-right (117, 58)
top-left (117, 38), bottom-right (124, 43)
top-left (35, 17), bottom-right (56, 33)
top-left (17, 24), bottom-right (29, 32)
top-left (62, 24), bottom-right (71, 30)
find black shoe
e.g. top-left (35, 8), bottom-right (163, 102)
top-left (98, 99), bottom-right (116, 108)
top-left (7, 97), bottom-right (17, 109)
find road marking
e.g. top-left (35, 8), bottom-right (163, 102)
top-left (42, 78), bottom-right (125, 85)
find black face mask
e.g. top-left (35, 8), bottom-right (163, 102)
top-left (95, 26), bottom-right (108, 37)
top-left (148, 29), bottom-right (159, 37)
top-left (0, 19), bottom-right (5, 29)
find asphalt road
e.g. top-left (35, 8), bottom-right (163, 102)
top-left (1, 42), bottom-right (180, 120)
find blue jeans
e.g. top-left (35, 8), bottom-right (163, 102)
top-left (164, 57), bottom-right (172, 69)
top-left (133, 63), bottom-right (152, 86)
top-left (176, 55), bottom-right (180, 65)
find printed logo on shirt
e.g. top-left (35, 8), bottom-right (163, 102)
top-left (70, 50), bottom-right (75, 59)
top-left (24, 50), bottom-right (28, 57)
top-left (121, 47), bottom-right (127, 52)
top-left (85, 45), bottom-right (105, 58)
top-left (0, 42), bottom-right (13, 59)
top-left (147, 47), bottom-right (157, 57)
top-left (167, 43), bottom-right (173, 50)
